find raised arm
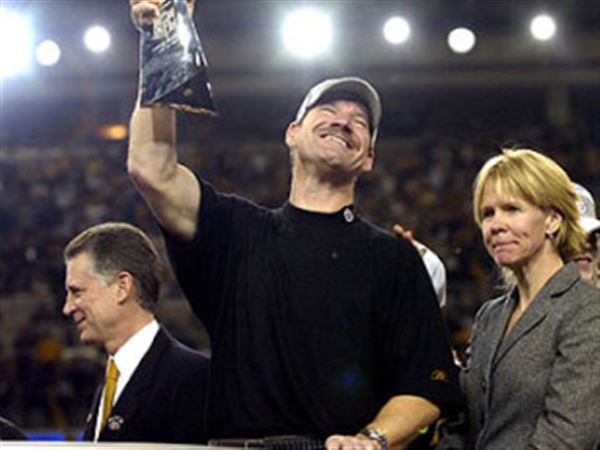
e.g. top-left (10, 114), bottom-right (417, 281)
top-left (128, 0), bottom-right (200, 241)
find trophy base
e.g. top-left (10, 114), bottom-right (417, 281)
top-left (157, 70), bottom-right (217, 116)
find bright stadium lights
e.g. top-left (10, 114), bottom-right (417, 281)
top-left (0, 9), bottom-right (33, 79)
top-left (447, 27), bottom-right (476, 54)
top-left (84, 25), bottom-right (111, 53)
top-left (530, 14), bottom-right (556, 41)
top-left (383, 16), bottom-right (411, 45)
top-left (282, 8), bottom-right (333, 59)
top-left (36, 39), bottom-right (61, 66)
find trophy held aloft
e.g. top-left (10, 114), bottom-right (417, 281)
top-left (139, 0), bottom-right (216, 115)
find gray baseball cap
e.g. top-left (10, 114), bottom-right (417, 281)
top-left (574, 183), bottom-right (600, 234)
top-left (295, 77), bottom-right (382, 147)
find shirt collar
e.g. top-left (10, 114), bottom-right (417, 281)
top-left (282, 202), bottom-right (357, 225)
top-left (113, 319), bottom-right (159, 396)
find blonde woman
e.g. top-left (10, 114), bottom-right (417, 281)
top-left (441, 149), bottom-right (600, 449)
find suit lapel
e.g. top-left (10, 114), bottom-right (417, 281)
top-left (83, 381), bottom-right (103, 440)
top-left (482, 295), bottom-right (514, 394)
top-left (98, 327), bottom-right (169, 440)
top-left (493, 296), bottom-right (551, 368)
top-left (492, 263), bottom-right (580, 370)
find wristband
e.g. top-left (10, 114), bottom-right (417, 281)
top-left (358, 427), bottom-right (388, 450)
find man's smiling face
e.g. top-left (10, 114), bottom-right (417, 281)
top-left (286, 98), bottom-right (374, 180)
top-left (63, 252), bottom-right (120, 347)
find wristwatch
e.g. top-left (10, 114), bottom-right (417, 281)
top-left (358, 427), bottom-right (388, 450)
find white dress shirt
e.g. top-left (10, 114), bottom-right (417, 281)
top-left (94, 319), bottom-right (159, 441)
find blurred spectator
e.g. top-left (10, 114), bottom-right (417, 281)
top-left (573, 183), bottom-right (600, 287)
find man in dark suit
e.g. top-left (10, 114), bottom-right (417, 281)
top-left (63, 222), bottom-right (209, 443)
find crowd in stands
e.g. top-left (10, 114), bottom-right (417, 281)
top-left (1, 95), bottom-right (598, 435)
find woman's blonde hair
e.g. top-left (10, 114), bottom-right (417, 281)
top-left (473, 149), bottom-right (587, 264)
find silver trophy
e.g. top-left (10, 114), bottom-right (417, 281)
top-left (139, 0), bottom-right (216, 114)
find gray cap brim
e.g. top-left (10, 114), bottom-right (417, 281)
top-left (581, 216), bottom-right (600, 234)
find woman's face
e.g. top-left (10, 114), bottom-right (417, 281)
top-left (479, 182), bottom-right (559, 271)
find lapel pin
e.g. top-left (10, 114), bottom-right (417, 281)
top-left (107, 415), bottom-right (124, 431)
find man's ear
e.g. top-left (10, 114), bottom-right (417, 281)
top-left (285, 121), bottom-right (299, 148)
top-left (362, 146), bottom-right (375, 172)
top-left (114, 272), bottom-right (134, 305)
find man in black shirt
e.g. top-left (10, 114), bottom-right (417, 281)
top-left (129, 2), bottom-right (461, 448)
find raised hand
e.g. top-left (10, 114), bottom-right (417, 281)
top-left (130, 0), bottom-right (196, 30)
top-left (130, 0), bottom-right (161, 30)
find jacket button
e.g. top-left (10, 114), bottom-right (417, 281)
top-left (481, 379), bottom-right (487, 392)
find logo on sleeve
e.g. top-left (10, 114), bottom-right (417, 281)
top-left (430, 369), bottom-right (449, 382)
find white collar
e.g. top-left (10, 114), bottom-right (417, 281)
top-left (95, 319), bottom-right (159, 440)
top-left (113, 319), bottom-right (159, 402)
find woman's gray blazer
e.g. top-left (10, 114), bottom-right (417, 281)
top-left (456, 262), bottom-right (600, 449)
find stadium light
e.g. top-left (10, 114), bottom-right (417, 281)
top-left (0, 9), bottom-right (33, 79)
top-left (281, 8), bottom-right (333, 59)
top-left (97, 124), bottom-right (128, 141)
top-left (383, 16), bottom-right (411, 45)
top-left (36, 39), bottom-right (61, 67)
top-left (447, 27), bottom-right (476, 54)
top-left (530, 14), bottom-right (556, 41)
top-left (84, 25), bottom-right (111, 53)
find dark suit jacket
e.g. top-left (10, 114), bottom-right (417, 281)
top-left (444, 263), bottom-right (600, 449)
top-left (0, 416), bottom-right (28, 440)
top-left (83, 325), bottom-right (209, 444)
